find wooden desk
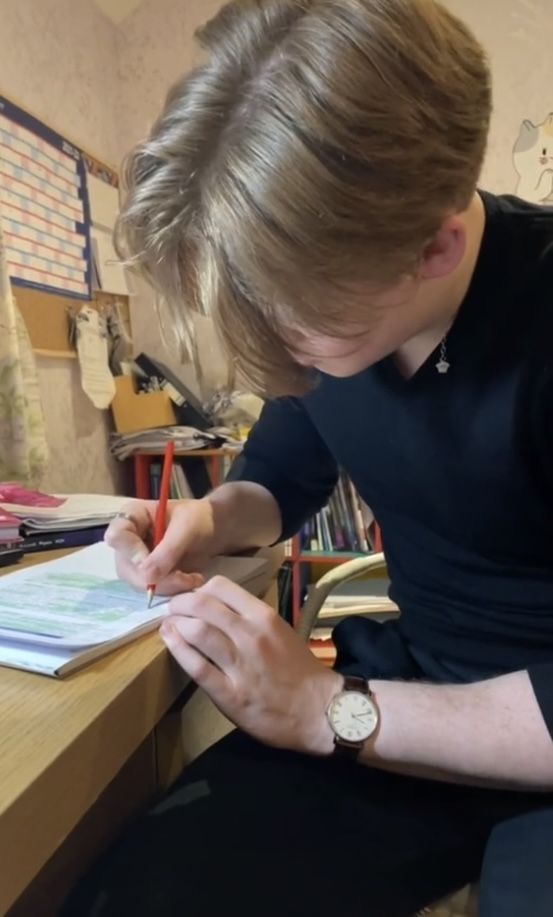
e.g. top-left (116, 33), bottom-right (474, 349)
top-left (0, 552), bottom-right (189, 916)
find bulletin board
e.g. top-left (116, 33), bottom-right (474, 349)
top-left (15, 286), bottom-right (132, 358)
top-left (0, 94), bottom-right (91, 299)
top-left (0, 91), bottom-right (132, 356)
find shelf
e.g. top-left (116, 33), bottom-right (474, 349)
top-left (133, 448), bottom-right (240, 457)
top-left (297, 551), bottom-right (365, 563)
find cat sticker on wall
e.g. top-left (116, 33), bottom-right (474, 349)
top-left (513, 113), bottom-right (553, 204)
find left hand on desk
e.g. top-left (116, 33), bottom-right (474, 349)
top-left (160, 577), bottom-right (341, 755)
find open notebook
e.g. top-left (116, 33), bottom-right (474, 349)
top-left (0, 543), bottom-right (269, 677)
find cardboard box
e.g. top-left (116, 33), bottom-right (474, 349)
top-left (111, 376), bottom-right (176, 434)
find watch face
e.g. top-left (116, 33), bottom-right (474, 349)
top-left (327, 691), bottom-right (379, 743)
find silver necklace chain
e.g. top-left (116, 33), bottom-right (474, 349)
top-left (435, 335), bottom-right (450, 375)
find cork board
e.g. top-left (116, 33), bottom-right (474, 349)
top-left (15, 286), bottom-right (131, 358)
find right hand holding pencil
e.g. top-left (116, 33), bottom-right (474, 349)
top-left (105, 499), bottom-right (217, 596)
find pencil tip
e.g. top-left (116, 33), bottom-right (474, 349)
top-left (147, 589), bottom-right (154, 609)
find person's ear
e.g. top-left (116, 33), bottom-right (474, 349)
top-left (419, 217), bottom-right (466, 281)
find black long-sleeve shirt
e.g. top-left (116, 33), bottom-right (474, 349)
top-left (234, 192), bottom-right (553, 739)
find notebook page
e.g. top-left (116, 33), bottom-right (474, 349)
top-left (0, 543), bottom-right (268, 650)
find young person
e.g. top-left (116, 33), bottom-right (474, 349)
top-left (63, 1), bottom-right (553, 914)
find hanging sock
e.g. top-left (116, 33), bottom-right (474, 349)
top-left (76, 306), bottom-right (116, 409)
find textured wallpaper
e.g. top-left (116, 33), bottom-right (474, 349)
top-left (115, 0), bottom-right (223, 159)
top-left (446, 0), bottom-right (553, 196)
top-left (0, 0), bottom-right (124, 493)
top-left (0, 0), bottom-right (121, 167)
top-left (115, 0), bottom-right (225, 398)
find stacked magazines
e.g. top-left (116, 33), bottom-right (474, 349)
top-left (110, 426), bottom-right (243, 461)
top-left (300, 472), bottom-right (376, 553)
top-left (0, 484), bottom-right (130, 555)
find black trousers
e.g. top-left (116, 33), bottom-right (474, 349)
top-left (62, 619), bottom-right (553, 917)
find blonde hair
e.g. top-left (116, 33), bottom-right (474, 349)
top-left (117, 0), bottom-right (492, 396)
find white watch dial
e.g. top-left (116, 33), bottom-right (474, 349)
top-left (327, 690), bottom-right (379, 743)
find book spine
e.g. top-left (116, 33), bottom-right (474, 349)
top-left (21, 526), bottom-right (108, 553)
top-left (349, 479), bottom-right (369, 553)
top-left (170, 467), bottom-right (180, 500)
top-left (321, 506), bottom-right (332, 552)
top-left (175, 462), bottom-right (194, 500)
top-left (332, 481), bottom-right (347, 549)
top-left (315, 513), bottom-right (323, 552)
top-left (277, 561), bottom-right (293, 624)
top-left (309, 516), bottom-right (318, 552)
top-left (346, 479), bottom-right (362, 552)
top-left (323, 503), bottom-right (335, 551)
top-left (328, 492), bottom-right (345, 550)
top-left (336, 474), bottom-right (357, 550)
top-left (150, 461), bottom-right (161, 499)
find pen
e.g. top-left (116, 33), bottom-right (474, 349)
top-left (147, 441), bottom-right (175, 608)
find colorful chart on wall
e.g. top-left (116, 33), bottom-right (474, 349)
top-left (0, 94), bottom-right (91, 299)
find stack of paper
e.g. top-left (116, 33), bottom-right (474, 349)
top-left (110, 427), bottom-right (242, 460)
top-left (0, 542), bottom-right (269, 677)
top-left (0, 493), bottom-right (131, 533)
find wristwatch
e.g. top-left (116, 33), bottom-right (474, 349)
top-left (326, 675), bottom-right (379, 759)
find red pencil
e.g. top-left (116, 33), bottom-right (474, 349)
top-left (147, 440), bottom-right (175, 608)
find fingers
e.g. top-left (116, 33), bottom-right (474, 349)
top-left (197, 575), bottom-right (275, 621)
top-left (160, 619), bottom-right (230, 694)
top-left (106, 500), bottom-right (204, 595)
top-left (169, 590), bottom-right (243, 637)
top-left (105, 502), bottom-right (155, 565)
top-left (139, 506), bottom-right (201, 584)
top-left (163, 612), bottom-right (236, 670)
top-left (115, 557), bottom-right (203, 596)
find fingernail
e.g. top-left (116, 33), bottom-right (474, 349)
top-left (131, 550), bottom-right (149, 567)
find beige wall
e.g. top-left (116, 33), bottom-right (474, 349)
top-left (115, 0), bottom-right (225, 397)
top-left (115, 0), bottom-right (222, 157)
top-left (0, 0), bottom-right (124, 493)
top-left (446, 0), bottom-right (553, 196)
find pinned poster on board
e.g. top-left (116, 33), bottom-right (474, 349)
top-left (0, 95), bottom-right (91, 300)
top-left (85, 155), bottom-right (129, 297)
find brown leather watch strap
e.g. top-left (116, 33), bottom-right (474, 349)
top-left (343, 675), bottom-right (370, 694)
top-left (333, 737), bottom-right (363, 759)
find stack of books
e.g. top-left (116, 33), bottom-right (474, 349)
top-left (0, 506), bottom-right (24, 566)
top-left (0, 485), bottom-right (130, 555)
top-left (300, 473), bottom-right (376, 553)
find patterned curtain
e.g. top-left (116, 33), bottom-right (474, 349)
top-left (0, 209), bottom-right (48, 484)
